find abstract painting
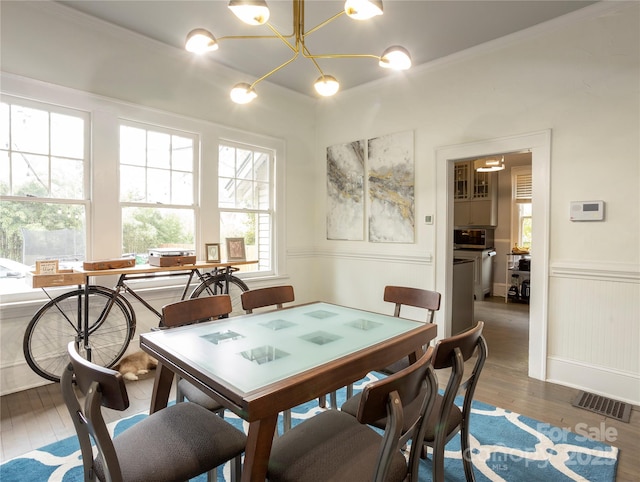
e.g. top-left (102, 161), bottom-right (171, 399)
top-left (368, 131), bottom-right (414, 243)
top-left (326, 140), bottom-right (365, 240)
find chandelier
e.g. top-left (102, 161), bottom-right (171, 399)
top-left (185, 0), bottom-right (412, 104)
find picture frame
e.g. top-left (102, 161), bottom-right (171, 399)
top-left (225, 237), bottom-right (246, 261)
top-left (205, 243), bottom-right (221, 263)
top-left (36, 259), bottom-right (59, 275)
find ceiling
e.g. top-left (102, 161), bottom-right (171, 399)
top-left (56, 0), bottom-right (597, 97)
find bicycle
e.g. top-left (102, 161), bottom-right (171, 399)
top-left (23, 264), bottom-right (250, 383)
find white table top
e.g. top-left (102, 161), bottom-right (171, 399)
top-left (141, 301), bottom-right (425, 393)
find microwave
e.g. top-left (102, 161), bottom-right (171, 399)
top-left (454, 229), bottom-right (495, 250)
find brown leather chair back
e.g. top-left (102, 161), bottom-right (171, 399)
top-left (384, 285), bottom-right (441, 322)
top-left (241, 285), bottom-right (295, 313)
top-left (161, 295), bottom-right (232, 328)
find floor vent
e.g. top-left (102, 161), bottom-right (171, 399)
top-left (572, 391), bottom-right (632, 423)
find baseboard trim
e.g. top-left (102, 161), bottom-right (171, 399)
top-left (547, 356), bottom-right (640, 406)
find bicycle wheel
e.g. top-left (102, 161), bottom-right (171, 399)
top-left (190, 274), bottom-right (249, 317)
top-left (23, 286), bottom-right (135, 382)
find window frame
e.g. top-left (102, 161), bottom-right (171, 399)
top-left (0, 94), bottom-right (92, 271)
top-left (218, 139), bottom-right (275, 275)
top-left (118, 120), bottom-right (199, 263)
top-left (510, 166), bottom-right (532, 249)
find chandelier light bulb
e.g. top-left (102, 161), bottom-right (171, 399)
top-left (344, 0), bottom-right (383, 20)
top-left (379, 45), bottom-right (412, 70)
top-left (230, 83), bottom-right (258, 104)
top-left (185, 29), bottom-right (219, 54)
top-left (314, 75), bottom-right (340, 97)
top-left (228, 0), bottom-right (270, 25)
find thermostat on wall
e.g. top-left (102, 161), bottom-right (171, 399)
top-left (570, 200), bottom-right (604, 221)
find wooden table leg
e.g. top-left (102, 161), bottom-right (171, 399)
top-left (149, 362), bottom-right (173, 414)
top-left (241, 415), bottom-right (278, 482)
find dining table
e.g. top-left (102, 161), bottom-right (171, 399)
top-left (140, 301), bottom-right (438, 482)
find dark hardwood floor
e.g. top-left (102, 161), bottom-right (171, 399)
top-left (1, 296), bottom-right (638, 480)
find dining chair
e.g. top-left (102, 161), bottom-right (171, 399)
top-left (342, 321), bottom-right (487, 482)
top-left (240, 285), bottom-right (298, 431)
top-left (240, 284), bottom-right (295, 313)
top-left (62, 342), bottom-right (247, 482)
top-left (381, 285), bottom-right (442, 375)
top-left (267, 347), bottom-right (438, 482)
top-left (161, 295), bottom-right (232, 416)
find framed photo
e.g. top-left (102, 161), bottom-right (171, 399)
top-left (226, 237), bottom-right (246, 261)
top-left (205, 243), bottom-right (220, 263)
top-left (36, 259), bottom-right (59, 275)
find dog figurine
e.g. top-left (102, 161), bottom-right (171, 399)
top-left (114, 351), bottom-right (158, 381)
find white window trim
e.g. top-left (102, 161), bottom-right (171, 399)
top-left (510, 166), bottom-right (532, 247)
top-left (218, 139), bottom-right (276, 275)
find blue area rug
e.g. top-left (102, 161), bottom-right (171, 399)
top-left (1, 373), bottom-right (618, 481)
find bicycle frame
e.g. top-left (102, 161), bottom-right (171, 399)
top-left (111, 265), bottom-right (238, 315)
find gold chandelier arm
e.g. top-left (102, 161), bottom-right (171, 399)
top-left (216, 34), bottom-right (288, 42)
top-left (265, 23), bottom-right (297, 53)
top-left (303, 52), bottom-right (381, 62)
top-left (303, 10), bottom-right (345, 38)
top-left (250, 51), bottom-right (300, 89)
top-left (301, 44), bottom-right (327, 76)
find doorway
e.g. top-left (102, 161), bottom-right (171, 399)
top-left (435, 130), bottom-right (551, 381)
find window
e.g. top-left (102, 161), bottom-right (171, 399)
top-left (517, 203), bottom-right (532, 249)
top-left (511, 167), bottom-right (532, 249)
top-left (119, 122), bottom-right (197, 262)
top-left (218, 142), bottom-right (273, 272)
top-left (0, 97), bottom-right (89, 293)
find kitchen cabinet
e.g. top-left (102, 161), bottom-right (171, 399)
top-left (453, 161), bottom-right (497, 227)
top-left (453, 249), bottom-right (496, 300)
top-left (506, 253), bottom-right (531, 303)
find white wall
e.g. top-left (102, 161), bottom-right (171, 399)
top-left (313, 2), bottom-right (640, 404)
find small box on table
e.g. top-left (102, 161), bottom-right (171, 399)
top-left (148, 248), bottom-right (196, 267)
top-left (83, 258), bottom-right (136, 270)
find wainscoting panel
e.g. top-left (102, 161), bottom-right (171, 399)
top-left (547, 261), bottom-right (640, 404)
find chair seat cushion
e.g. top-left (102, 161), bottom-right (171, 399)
top-left (342, 391), bottom-right (463, 442)
top-left (93, 402), bottom-right (246, 482)
top-left (380, 357), bottom-right (411, 376)
top-left (268, 410), bottom-right (407, 482)
top-left (178, 378), bottom-right (225, 412)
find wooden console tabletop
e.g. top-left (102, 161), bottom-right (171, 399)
top-left (29, 260), bottom-right (257, 288)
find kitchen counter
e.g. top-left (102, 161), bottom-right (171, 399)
top-left (452, 258), bottom-right (474, 335)
top-left (453, 248), bottom-right (496, 300)
top-left (453, 258), bottom-right (475, 264)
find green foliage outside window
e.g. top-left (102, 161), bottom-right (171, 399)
top-left (122, 207), bottom-right (194, 256)
top-left (0, 189), bottom-right (84, 264)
